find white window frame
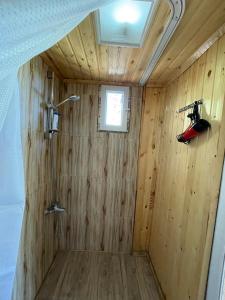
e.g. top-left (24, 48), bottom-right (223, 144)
top-left (98, 85), bottom-right (130, 133)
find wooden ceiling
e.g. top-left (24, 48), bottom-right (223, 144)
top-left (42, 0), bottom-right (225, 86)
top-left (148, 0), bottom-right (225, 85)
top-left (42, 0), bottom-right (171, 84)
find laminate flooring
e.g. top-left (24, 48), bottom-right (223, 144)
top-left (36, 251), bottom-right (161, 300)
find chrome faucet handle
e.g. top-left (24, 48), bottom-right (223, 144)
top-left (54, 204), bottom-right (65, 212)
top-left (45, 202), bottom-right (65, 215)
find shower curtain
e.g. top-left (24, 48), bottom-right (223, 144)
top-left (0, 1), bottom-right (114, 299)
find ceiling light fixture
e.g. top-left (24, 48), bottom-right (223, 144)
top-left (114, 2), bottom-right (140, 24)
top-left (95, 0), bottom-right (156, 48)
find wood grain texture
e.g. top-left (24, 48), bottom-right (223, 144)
top-left (158, 22), bottom-right (225, 86)
top-left (133, 87), bottom-right (166, 251)
top-left (63, 78), bottom-right (140, 87)
top-left (36, 251), bottom-right (161, 300)
top-left (149, 0), bottom-right (225, 85)
top-left (43, 0), bottom-right (225, 85)
top-left (43, 0), bottom-right (171, 84)
top-left (12, 57), bottom-right (62, 300)
top-left (56, 83), bottom-right (142, 253)
top-left (134, 34), bottom-right (225, 299)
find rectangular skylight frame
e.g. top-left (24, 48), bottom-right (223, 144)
top-left (98, 85), bottom-right (130, 133)
top-left (94, 0), bottom-right (158, 48)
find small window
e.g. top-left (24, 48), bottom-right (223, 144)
top-left (98, 85), bottom-right (130, 132)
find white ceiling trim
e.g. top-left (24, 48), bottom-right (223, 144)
top-left (139, 0), bottom-right (185, 86)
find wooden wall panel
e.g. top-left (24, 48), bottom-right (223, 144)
top-left (134, 34), bottom-right (225, 299)
top-left (12, 57), bottom-right (62, 300)
top-left (57, 83), bottom-right (142, 253)
top-left (133, 87), bottom-right (166, 251)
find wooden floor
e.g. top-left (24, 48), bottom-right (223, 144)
top-left (36, 251), bottom-right (161, 300)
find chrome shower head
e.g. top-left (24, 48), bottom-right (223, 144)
top-left (68, 95), bottom-right (80, 102)
top-left (56, 95), bottom-right (80, 107)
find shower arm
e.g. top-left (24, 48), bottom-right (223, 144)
top-left (46, 98), bottom-right (69, 109)
top-left (56, 98), bottom-right (71, 108)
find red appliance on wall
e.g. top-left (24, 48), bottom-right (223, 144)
top-left (176, 100), bottom-right (211, 144)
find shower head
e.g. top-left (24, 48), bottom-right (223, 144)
top-left (68, 95), bottom-right (80, 102)
top-left (56, 95), bottom-right (80, 107)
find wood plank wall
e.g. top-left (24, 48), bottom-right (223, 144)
top-left (134, 87), bottom-right (166, 251)
top-left (133, 34), bottom-right (225, 299)
top-left (57, 83), bottom-right (142, 253)
top-left (12, 57), bottom-right (62, 300)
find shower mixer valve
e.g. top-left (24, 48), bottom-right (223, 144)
top-left (45, 91), bottom-right (80, 139)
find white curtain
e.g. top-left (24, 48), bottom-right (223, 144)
top-left (0, 1), bottom-right (114, 299)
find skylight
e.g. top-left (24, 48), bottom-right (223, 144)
top-left (95, 0), bottom-right (155, 48)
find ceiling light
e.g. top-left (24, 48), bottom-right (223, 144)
top-left (95, 0), bottom-right (156, 48)
top-left (114, 2), bottom-right (140, 24)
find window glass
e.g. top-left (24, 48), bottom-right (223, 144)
top-left (98, 85), bottom-right (130, 132)
top-left (106, 92), bottom-right (123, 126)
